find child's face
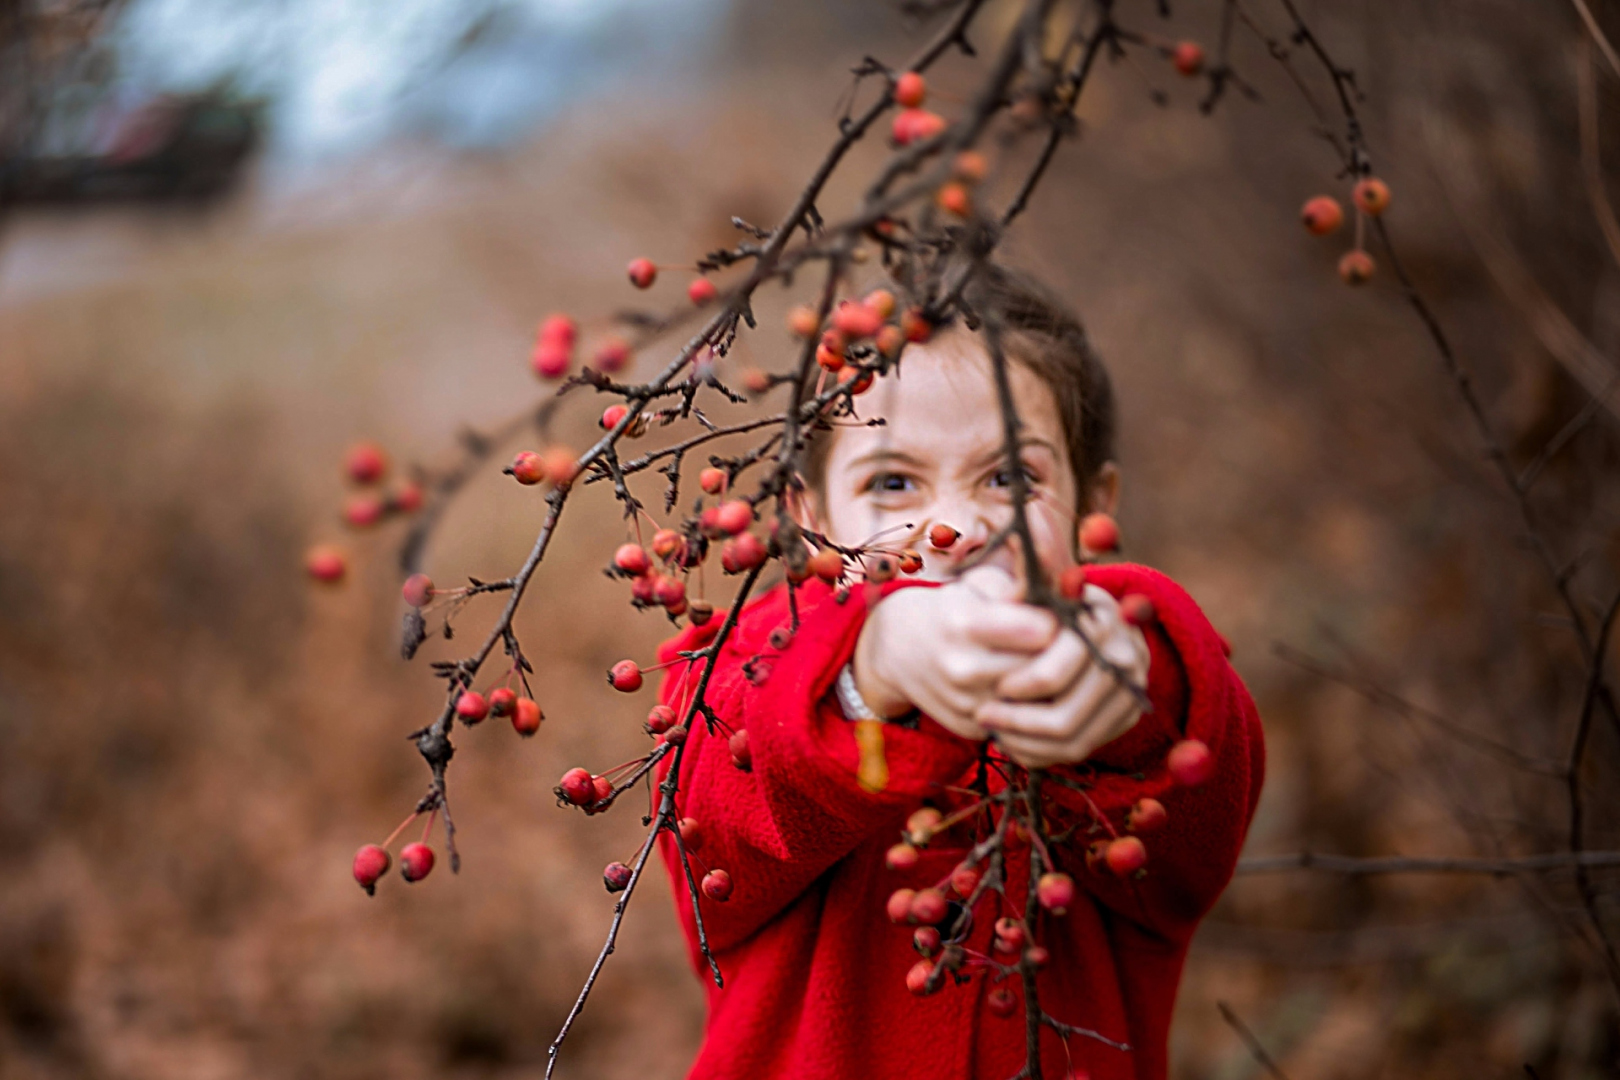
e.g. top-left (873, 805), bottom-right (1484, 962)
top-left (798, 326), bottom-right (1117, 585)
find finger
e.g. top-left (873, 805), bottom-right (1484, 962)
top-left (943, 647), bottom-right (1033, 691)
top-left (989, 729), bottom-right (1076, 770)
top-left (995, 629), bottom-right (1090, 701)
top-left (959, 564), bottom-right (1022, 602)
top-left (960, 601), bottom-right (1058, 653)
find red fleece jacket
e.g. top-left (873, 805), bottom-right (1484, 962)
top-left (654, 565), bottom-right (1264, 1080)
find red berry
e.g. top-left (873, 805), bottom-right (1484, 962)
top-left (603, 861), bottom-right (632, 892)
top-left (1339, 249), bottom-right (1375, 285)
top-left (456, 691), bottom-right (489, 723)
top-left (722, 533), bottom-right (767, 574)
top-left (601, 404), bottom-right (630, 431)
top-left (1301, 195), bottom-right (1344, 236)
top-left (687, 277), bottom-right (718, 306)
top-left (399, 842), bottom-right (434, 883)
top-left (833, 300), bottom-right (883, 341)
top-left (627, 257), bottom-right (657, 289)
top-left (512, 697), bottom-right (542, 736)
top-left (901, 308), bottom-right (934, 343)
top-left (701, 868), bottom-right (733, 901)
top-left (1036, 871), bottom-right (1076, 914)
top-left (1024, 945), bottom-right (1050, 969)
top-left (909, 887), bottom-right (948, 925)
top-left (344, 493), bottom-right (386, 528)
top-left (987, 987), bottom-right (1017, 1017)
top-left (928, 524), bottom-right (958, 549)
top-left (402, 573), bottom-right (434, 608)
top-left (950, 864), bottom-right (980, 897)
top-left (538, 313), bottom-right (577, 348)
top-left (898, 550), bottom-right (924, 574)
top-left (531, 340), bottom-right (571, 379)
top-left (594, 336), bottom-right (631, 373)
top-left (906, 959), bottom-right (937, 995)
top-left (688, 599), bottom-right (714, 625)
top-left (654, 575), bottom-right (686, 609)
top-left (936, 181), bottom-right (971, 217)
top-left (345, 442), bottom-right (387, 485)
top-left (952, 150), bottom-right (988, 184)
top-left (699, 467), bottom-right (727, 495)
top-left (509, 451), bottom-right (547, 485)
top-left (392, 482), bottom-right (423, 513)
top-left (1105, 836), bottom-right (1148, 877)
top-left (592, 775), bottom-right (613, 804)
top-left (729, 728), bottom-right (752, 771)
top-left (864, 288), bottom-right (897, 319)
top-left (808, 547), bottom-right (844, 583)
top-left (699, 506), bottom-right (725, 538)
top-left (652, 528), bottom-right (685, 561)
top-left (816, 340), bottom-right (845, 372)
top-left (886, 842), bottom-right (921, 871)
top-left (895, 70), bottom-right (926, 108)
top-left (540, 446), bottom-right (579, 487)
top-left (646, 704), bottom-right (676, 734)
top-left (1168, 739), bottom-right (1214, 786)
top-left (787, 305), bottom-right (821, 338)
top-left (913, 926), bottom-right (941, 956)
top-left (614, 543), bottom-right (651, 576)
top-left (352, 844), bottom-right (391, 893)
top-left (1128, 797), bottom-right (1168, 834)
top-left (1120, 592), bottom-right (1155, 627)
top-left (993, 917), bottom-right (1025, 952)
top-left (1078, 512), bottom-right (1119, 555)
top-left (887, 887), bottom-right (918, 923)
top-left (488, 687), bottom-right (517, 717)
top-left (1057, 565), bottom-right (1087, 600)
top-left (678, 817), bottom-right (704, 852)
top-left (715, 500), bottom-right (751, 536)
top-left (558, 767), bottom-right (594, 805)
top-left (892, 107), bottom-right (946, 146)
top-left (608, 660), bottom-right (643, 692)
top-left (631, 574), bottom-right (658, 605)
top-left (906, 806), bottom-right (944, 844)
top-left (305, 545), bottom-right (347, 584)
top-left (1353, 176), bottom-right (1391, 216)
top-left (1172, 40), bottom-right (1205, 76)
top-left (874, 323), bottom-right (906, 359)
top-left (662, 725), bottom-right (688, 746)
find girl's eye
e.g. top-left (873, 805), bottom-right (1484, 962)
top-left (864, 472), bottom-right (915, 494)
top-left (989, 464), bottom-right (1039, 488)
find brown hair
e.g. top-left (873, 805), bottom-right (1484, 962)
top-left (799, 264), bottom-right (1117, 510)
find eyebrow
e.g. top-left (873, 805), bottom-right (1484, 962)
top-left (843, 448), bottom-right (931, 470)
top-left (966, 436), bottom-right (1061, 472)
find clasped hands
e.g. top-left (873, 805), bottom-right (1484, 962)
top-left (852, 566), bottom-right (1150, 769)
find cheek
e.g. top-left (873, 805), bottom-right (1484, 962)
top-left (1026, 497), bottom-right (1080, 574)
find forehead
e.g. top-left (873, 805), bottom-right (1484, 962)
top-left (823, 325), bottom-right (1066, 469)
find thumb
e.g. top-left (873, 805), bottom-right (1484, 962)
top-left (959, 563), bottom-right (1022, 603)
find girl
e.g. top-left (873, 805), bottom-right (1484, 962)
top-left (653, 267), bottom-right (1265, 1080)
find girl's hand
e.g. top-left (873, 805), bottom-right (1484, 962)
top-left (853, 566), bottom-right (1057, 741)
top-left (972, 584), bottom-right (1150, 769)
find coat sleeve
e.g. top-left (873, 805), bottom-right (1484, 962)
top-left (1041, 563), bottom-right (1265, 946)
top-left (655, 580), bottom-right (981, 955)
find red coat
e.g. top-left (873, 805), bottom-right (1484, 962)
top-left (654, 564), bottom-right (1264, 1080)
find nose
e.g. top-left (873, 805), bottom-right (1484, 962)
top-left (923, 497), bottom-right (1001, 573)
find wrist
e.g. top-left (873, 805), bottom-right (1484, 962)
top-left (852, 608), bottom-right (913, 720)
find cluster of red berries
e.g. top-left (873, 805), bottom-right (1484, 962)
top-left (1300, 176), bottom-right (1392, 285)
top-left (305, 441), bottom-right (426, 584)
top-left (530, 313), bottom-right (632, 382)
top-left (453, 685), bottom-right (544, 737)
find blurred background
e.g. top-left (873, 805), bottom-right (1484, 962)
top-left (2, 0), bottom-right (1618, 1077)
